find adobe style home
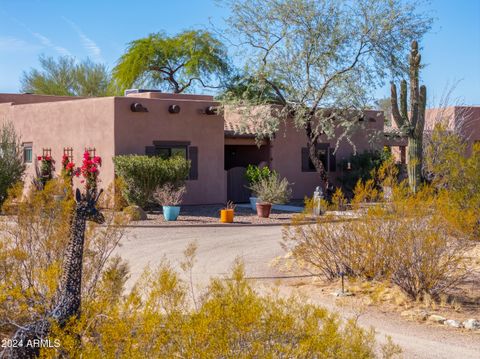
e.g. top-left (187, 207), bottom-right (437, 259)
top-left (388, 106), bottom-right (480, 164)
top-left (1, 91), bottom-right (388, 205)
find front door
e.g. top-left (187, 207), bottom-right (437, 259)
top-left (227, 166), bottom-right (250, 203)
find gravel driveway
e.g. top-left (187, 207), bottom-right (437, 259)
top-left (115, 225), bottom-right (287, 288)
top-left (115, 225), bottom-right (480, 359)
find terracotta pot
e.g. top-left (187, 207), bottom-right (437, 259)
top-left (220, 209), bottom-right (234, 223)
top-left (256, 203), bottom-right (272, 218)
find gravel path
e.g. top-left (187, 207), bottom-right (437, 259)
top-left (115, 225), bottom-right (480, 359)
top-left (132, 204), bottom-right (303, 226)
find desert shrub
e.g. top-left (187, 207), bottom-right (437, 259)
top-left (0, 182), bottom-right (398, 358)
top-left (423, 124), bottom-right (480, 236)
top-left (304, 196), bottom-right (330, 216)
top-left (350, 179), bottom-right (380, 208)
top-left (113, 155), bottom-right (190, 208)
top-left (249, 172), bottom-right (292, 204)
top-left (154, 183), bottom-right (186, 206)
top-left (423, 122), bottom-right (467, 185)
top-left (0, 179), bottom-right (129, 335)
top-left (284, 187), bottom-right (475, 299)
top-left (39, 260), bottom-right (395, 359)
top-left (0, 121), bottom-right (25, 205)
top-left (330, 187), bottom-right (347, 211)
top-left (100, 176), bottom-right (129, 210)
top-left (338, 148), bottom-right (392, 197)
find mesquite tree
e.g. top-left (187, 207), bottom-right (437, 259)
top-left (221, 0), bottom-right (431, 183)
top-left (113, 30), bottom-right (229, 93)
top-left (391, 41), bottom-right (427, 192)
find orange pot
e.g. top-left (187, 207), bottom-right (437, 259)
top-left (220, 209), bottom-right (234, 223)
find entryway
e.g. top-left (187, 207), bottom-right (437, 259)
top-left (225, 141), bottom-right (270, 203)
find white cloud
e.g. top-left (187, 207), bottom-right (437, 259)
top-left (0, 36), bottom-right (41, 52)
top-left (31, 32), bottom-right (72, 57)
top-left (62, 16), bottom-right (103, 62)
top-left (10, 16), bottom-right (73, 57)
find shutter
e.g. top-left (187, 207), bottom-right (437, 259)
top-left (301, 147), bottom-right (310, 172)
top-left (145, 146), bottom-right (156, 156)
top-left (188, 146), bottom-right (198, 180)
top-left (329, 148), bottom-right (336, 172)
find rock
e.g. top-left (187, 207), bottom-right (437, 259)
top-left (427, 314), bottom-right (446, 324)
top-left (401, 309), bottom-right (429, 321)
top-left (463, 319), bottom-right (480, 330)
top-left (444, 319), bottom-right (463, 328)
top-left (330, 291), bottom-right (354, 297)
top-left (123, 205), bottom-right (147, 221)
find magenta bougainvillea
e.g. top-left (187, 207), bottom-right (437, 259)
top-left (61, 154), bottom-right (76, 178)
top-left (76, 151), bottom-right (102, 193)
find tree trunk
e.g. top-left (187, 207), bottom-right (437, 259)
top-left (407, 135), bottom-right (422, 193)
top-left (305, 118), bottom-right (327, 184)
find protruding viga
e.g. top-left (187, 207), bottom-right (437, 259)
top-left (391, 40), bottom-right (427, 193)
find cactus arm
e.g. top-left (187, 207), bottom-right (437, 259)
top-left (400, 79), bottom-right (409, 123)
top-left (415, 85), bottom-right (426, 137)
top-left (390, 82), bottom-right (407, 131)
top-left (409, 41), bottom-right (421, 128)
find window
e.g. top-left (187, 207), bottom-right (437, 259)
top-left (146, 141), bottom-right (198, 180)
top-left (302, 143), bottom-right (332, 172)
top-left (23, 143), bottom-right (32, 163)
top-left (156, 146), bottom-right (187, 160)
top-left (307, 148), bottom-right (328, 171)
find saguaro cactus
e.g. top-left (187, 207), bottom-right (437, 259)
top-left (391, 40), bottom-right (426, 193)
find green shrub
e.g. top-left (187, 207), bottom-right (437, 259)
top-left (245, 164), bottom-right (275, 186)
top-left (0, 122), bottom-right (25, 206)
top-left (338, 148), bottom-right (394, 197)
top-left (113, 155), bottom-right (190, 208)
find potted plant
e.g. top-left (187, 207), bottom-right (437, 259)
top-left (220, 201), bottom-right (235, 223)
top-left (154, 183), bottom-right (186, 221)
top-left (245, 164), bottom-right (275, 210)
top-left (250, 172), bottom-right (292, 218)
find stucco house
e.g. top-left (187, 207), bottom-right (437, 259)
top-left (0, 91), bottom-right (384, 205)
top-left (388, 106), bottom-right (480, 164)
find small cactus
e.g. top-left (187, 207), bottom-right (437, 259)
top-left (391, 40), bottom-right (426, 193)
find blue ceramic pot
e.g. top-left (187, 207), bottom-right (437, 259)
top-left (163, 206), bottom-right (180, 221)
top-left (249, 197), bottom-right (258, 211)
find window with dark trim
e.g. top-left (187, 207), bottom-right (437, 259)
top-left (145, 141), bottom-right (198, 180)
top-left (23, 143), bottom-right (32, 163)
top-left (156, 146), bottom-right (187, 160)
top-left (301, 143), bottom-right (330, 172)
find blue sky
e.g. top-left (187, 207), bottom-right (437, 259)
top-left (0, 0), bottom-right (479, 106)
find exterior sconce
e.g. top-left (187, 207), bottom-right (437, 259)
top-left (168, 104), bottom-right (181, 114)
top-left (205, 106), bottom-right (218, 115)
top-left (347, 162), bottom-right (352, 170)
top-left (131, 102), bottom-right (148, 112)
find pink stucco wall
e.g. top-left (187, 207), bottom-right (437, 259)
top-left (114, 95), bottom-right (226, 205)
top-left (425, 106), bottom-right (480, 155)
top-left (0, 97), bottom-right (115, 193)
top-left (270, 110), bottom-right (384, 198)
